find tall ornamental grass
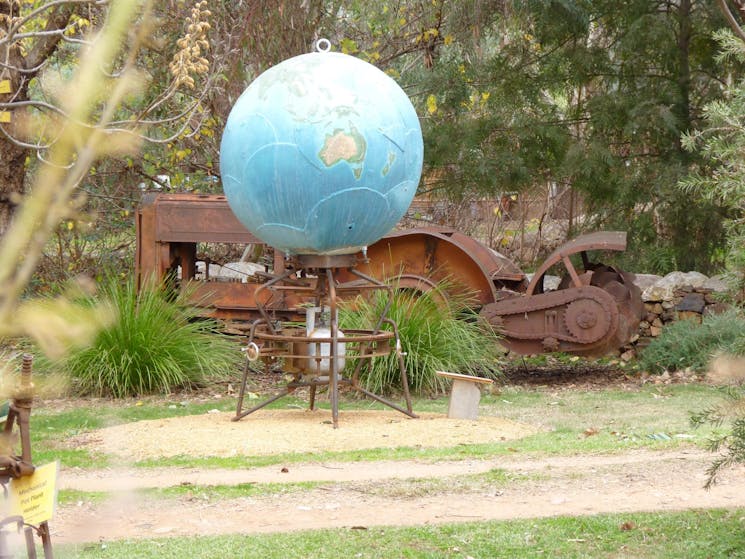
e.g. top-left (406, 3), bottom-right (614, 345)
top-left (45, 278), bottom-right (241, 397)
top-left (339, 285), bottom-right (503, 396)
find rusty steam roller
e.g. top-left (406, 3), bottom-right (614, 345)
top-left (135, 44), bottom-right (644, 421)
top-left (136, 197), bottom-right (644, 358)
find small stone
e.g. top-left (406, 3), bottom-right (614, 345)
top-left (642, 284), bottom-right (674, 302)
top-left (676, 311), bottom-right (702, 324)
top-left (620, 350), bottom-right (636, 362)
top-left (676, 292), bottom-right (706, 313)
top-left (660, 309), bottom-right (676, 322)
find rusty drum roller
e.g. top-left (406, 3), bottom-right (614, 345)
top-left (480, 231), bottom-right (643, 356)
top-left (349, 229), bottom-right (643, 357)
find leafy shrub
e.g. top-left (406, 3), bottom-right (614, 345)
top-left (638, 309), bottom-right (745, 374)
top-left (339, 285), bottom-right (502, 396)
top-left (43, 278), bottom-right (241, 397)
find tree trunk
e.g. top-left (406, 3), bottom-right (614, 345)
top-left (0, 1), bottom-right (75, 234)
top-left (0, 35), bottom-right (29, 235)
top-left (0, 139), bottom-right (28, 233)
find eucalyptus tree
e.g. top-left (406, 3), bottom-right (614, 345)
top-left (0, 0), bottom-right (215, 234)
top-left (335, 1), bottom-right (737, 272)
top-left (681, 0), bottom-right (745, 289)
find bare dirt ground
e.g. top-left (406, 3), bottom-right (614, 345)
top-left (48, 376), bottom-right (745, 547)
top-left (52, 447), bottom-right (745, 545)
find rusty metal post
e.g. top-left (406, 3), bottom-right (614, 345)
top-left (38, 522), bottom-right (53, 559)
top-left (24, 526), bottom-right (36, 559)
top-left (17, 355), bottom-right (34, 467)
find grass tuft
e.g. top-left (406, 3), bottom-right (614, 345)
top-left (339, 283), bottom-right (503, 396)
top-left (41, 277), bottom-right (242, 397)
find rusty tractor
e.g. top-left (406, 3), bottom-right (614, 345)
top-left (136, 192), bottom-right (643, 356)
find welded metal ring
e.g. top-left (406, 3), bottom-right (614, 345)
top-left (315, 38), bottom-right (331, 52)
top-left (245, 342), bottom-right (260, 362)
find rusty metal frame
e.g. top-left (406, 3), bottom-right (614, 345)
top-left (135, 194), bottom-right (642, 358)
top-left (233, 260), bottom-right (416, 428)
top-left (526, 231), bottom-right (627, 295)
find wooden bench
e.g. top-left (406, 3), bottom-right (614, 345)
top-left (435, 371), bottom-right (493, 420)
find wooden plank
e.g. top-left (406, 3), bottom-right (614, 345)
top-left (435, 370), bottom-right (493, 384)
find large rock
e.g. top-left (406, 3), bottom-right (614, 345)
top-left (642, 271), bottom-right (709, 302)
top-left (633, 273), bottom-right (663, 291)
top-left (661, 271), bottom-right (708, 289)
top-left (702, 275), bottom-right (729, 292)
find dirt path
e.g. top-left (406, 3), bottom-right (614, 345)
top-left (52, 448), bottom-right (745, 545)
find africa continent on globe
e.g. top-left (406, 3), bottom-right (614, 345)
top-left (219, 51), bottom-right (424, 255)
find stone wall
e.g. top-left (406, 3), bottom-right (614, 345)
top-left (618, 271), bottom-right (731, 360)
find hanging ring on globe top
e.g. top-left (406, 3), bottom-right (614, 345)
top-left (315, 38), bottom-right (331, 53)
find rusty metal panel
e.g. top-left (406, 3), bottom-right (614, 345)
top-left (350, 228), bottom-right (521, 306)
top-left (135, 198), bottom-right (158, 289)
top-left (151, 194), bottom-right (261, 243)
top-left (446, 230), bottom-right (526, 283)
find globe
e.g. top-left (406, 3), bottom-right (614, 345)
top-left (220, 50), bottom-right (424, 256)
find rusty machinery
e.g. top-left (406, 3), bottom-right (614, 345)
top-left (0, 355), bottom-right (54, 559)
top-left (136, 193), bottom-right (643, 358)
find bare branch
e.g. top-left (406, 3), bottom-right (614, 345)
top-left (24, 3), bottom-right (78, 73)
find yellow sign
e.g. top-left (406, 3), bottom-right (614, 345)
top-left (0, 80), bottom-right (10, 94)
top-left (8, 461), bottom-right (59, 525)
top-left (0, 111), bottom-right (10, 123)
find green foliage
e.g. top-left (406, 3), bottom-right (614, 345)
top-left (339, 286), bottom-right (502, 396)
top-left (639, 310), bottom-right (745, 374)
top-left (379, 0), bottom-right (732, 273)
top-left (42, 278), bottom-right (241, 397)
top-left (680, 29), bottom-right (745, 290)
top-left (691, 386), bottom-right (745, 488)
top-left (676, 26), bottom-right (745, 496)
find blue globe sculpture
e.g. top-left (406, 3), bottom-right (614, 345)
top-left (220, 50), bottom-right (424, 255)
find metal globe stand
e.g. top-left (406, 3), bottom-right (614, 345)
top-left (232, 254), bottom-right (417, 428)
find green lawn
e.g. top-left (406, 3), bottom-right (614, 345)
top-left (30, 382), bottom-right (727, 470)
top-left (56, 508), bottom-right (745, 559)
top-left (26, 380), bottom-right (743, 558)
